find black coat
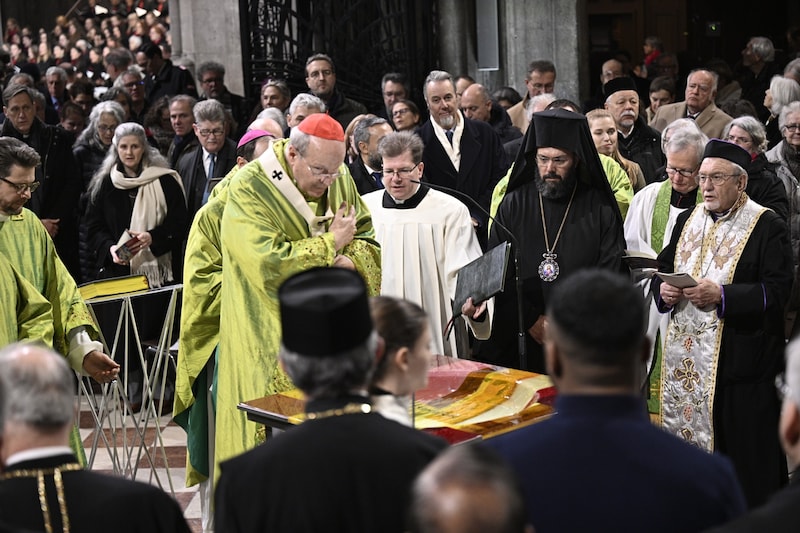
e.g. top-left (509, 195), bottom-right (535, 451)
top-left (416, 115), bottom-right (509, 233)
top-left (176, 139), bottom-right (237, 222)
top-left (144, 60), bottom-right (198, 104)
top-left (0, 454), bottom-right (190, 533)
top-left (215, 395), bottom-right (446, 533)
top-left (348, 157), bottom-right (383, 196)
top-left (0, 118), bottom-right (82, 278)
top-left (618, 115), bottom-right (665, 184)
top-left (73, 139), bottom-right (110, 282)
top-left (705, 477), bottom-right (800, 532)
top-left (653, 205), bottom-right (793, 507)
top-left (83, 169), bottom-right (188, 282)
top-left (488, 101), bottom-right (522, 144)
top-left (747, 153), bottom-right (789, 223)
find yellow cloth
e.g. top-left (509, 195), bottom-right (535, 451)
top-left (174, 164), bottom-right (241, 486)
top-left (489, 153), bottom-right (633, 230)
top-left (215, 139), bottom-right (381, 476)
top-left (0, 252), bottom-right (53, 346)
top-left (0, 209), bottom-right (99, 365)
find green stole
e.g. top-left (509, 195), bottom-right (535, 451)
top-left (659, 196), bottom-right (764, 451)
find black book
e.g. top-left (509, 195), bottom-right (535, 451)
top-left (453, 242), bottom-right (511, 317)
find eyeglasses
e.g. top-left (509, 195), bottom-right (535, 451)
top-left (392, 108), bottom-right (410, 117)
top-left (202, 77), bottom-right (222, 84)
top-left (696, 173), bottom-right (740, 185)
top-left (307, 69), bottom-right (333, 79)
top-left (0, 177), bottom-right (40, 194)
top-left (124, 80), bottom-right (144, 89)
top-left (666, 166), bottom-right (698, 178)
top-left (383, 164), bottom-right (420, 178)
top-left (536, 155), bottom-right (571, 167)
top-left (97, 124), bottom-right (117, 133)
top-left (776, 373), bottom-right (792, 402)
top-left (782, 124), bottom-right (800, 133)
top-left (197, 128), bottom-right (225, 138)
top-left (299, 155), bottom-right (343, 180)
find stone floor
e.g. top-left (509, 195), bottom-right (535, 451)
top-left (77, 389), bottom-right (202, 532)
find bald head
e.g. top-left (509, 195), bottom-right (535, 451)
top-left (460, 83), bottom-right (492, 123)
top-left (248, 117), bottom-right (284, 139)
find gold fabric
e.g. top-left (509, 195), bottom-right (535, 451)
top-left (214, 139), bottom-right (381, 477)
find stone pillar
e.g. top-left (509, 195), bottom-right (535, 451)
top-left (439, 0), bottom-right (588, 104)
top-left (170, 0), bottom-right (246, 96)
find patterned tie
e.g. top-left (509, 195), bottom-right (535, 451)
top-left (202, 153), bottom-right (216, 205)
top-left (445, 130), bottom-right (454, 145)
top-left (371, 171), bottom-right (383, 189)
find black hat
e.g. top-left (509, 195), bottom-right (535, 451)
top-left (702, 139), bottom-right (751, 171)
top-left (278, 267), bottom-right (372, 357)
top-left (602, 76), bottom-right (638, 97)
top-left (533, 108), bottom-right (585, 154)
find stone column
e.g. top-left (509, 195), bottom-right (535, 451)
top-left (170, 0), bottom-right (246, 96)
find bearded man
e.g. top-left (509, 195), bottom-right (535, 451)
top-left (475, 108), bottom-right (626, 372)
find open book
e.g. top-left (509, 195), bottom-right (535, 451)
top-left (656, 272), bottom-right (698, 289)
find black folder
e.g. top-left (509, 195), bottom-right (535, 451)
top-left (452, 241), bottom-right (511, 317)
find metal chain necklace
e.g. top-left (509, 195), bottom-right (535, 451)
top-left (537, 185), bottom-right (577, 282)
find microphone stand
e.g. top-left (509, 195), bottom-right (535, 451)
top-left (410, 180), bottom-right (527, 369)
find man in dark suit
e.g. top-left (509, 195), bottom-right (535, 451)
top-left (486, 269), bottom-right (747, 533)
top-left (136, 42), bottom-right (198, 105)
top-left (348, 115), bottom-right (393, 195)
top-left (416, 70), bottom-right (508, 242)
top-left (177, 99), bottom-right (236, 222)
top-left (706, 337), bottom-right (800, 532)
top-left (0, 343), bottom-right (190, 533)
top-left (196, 61), bottom-right (251, 141)
top-left (215, 267), bottom-right (446, 533)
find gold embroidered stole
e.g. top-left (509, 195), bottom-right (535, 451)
top-left (257, 148), bottom-right (333, 237)
top-left (660, 198), bottom-right (765, 451)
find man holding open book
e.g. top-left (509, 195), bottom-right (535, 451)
top-left (652, 139), bottom-right (793, 507)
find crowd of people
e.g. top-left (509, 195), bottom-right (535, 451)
top-left (3, 3), bottom-right (800, 531)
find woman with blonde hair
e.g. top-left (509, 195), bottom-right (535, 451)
top-left (587, 108), bottom-right (646, 192)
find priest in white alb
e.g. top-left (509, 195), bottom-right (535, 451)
top-left (363, 131), bottom-right (490, 356)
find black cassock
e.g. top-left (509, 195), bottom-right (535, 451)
top-left (476, 179), bottom-right (626, 372)
top-left (653, 205), bottom-right (794, 507)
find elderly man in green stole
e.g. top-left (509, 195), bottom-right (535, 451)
top-left (214, 114), bottom-right (381, 476)
top-left (623, 124), bottom-right (707, 416)
top-left (652, 139), bottom-right (793, 507)
top-left (0, 137), bottom-right (120, 465)
top-left (173, 129), bottom-right (274, 530)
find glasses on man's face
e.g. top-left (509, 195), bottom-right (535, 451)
top-left (696, 173), bottom-right (739, 186)
top-left (536, 155), bottom-right (570, 167)
top-left (666, 166), bottom-right (698, 178)
top-left (383, 164), bottom-right (420, 179)
top-left (299, 155), bottom-right (342, 180)
top-left (782, 124), bottom-right (800, 133)
top-left (124, 80), bottom-right (144, 89)
top-left (198, 128), bottom-right (224, 138)
top-left (0, 176), bottom-right (39, 194)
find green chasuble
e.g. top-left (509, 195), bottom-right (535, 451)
top-left (174, 164), bottom-right (241, 486)
top-left (215, 139), bottom-right (381, 477)
top-left (0, 208), bottom-right (101, 465)
top-left (0, 253), bottom-right (54, 346)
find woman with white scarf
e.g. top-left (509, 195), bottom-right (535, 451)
top-left (85, 122), bottom-right (187, 287)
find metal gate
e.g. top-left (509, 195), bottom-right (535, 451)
top-left (238, 0), bottom-right (440, 112)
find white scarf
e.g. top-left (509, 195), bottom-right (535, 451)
top-left (110, 165), bottom-right (184, 288)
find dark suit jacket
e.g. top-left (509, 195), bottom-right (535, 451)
top-left (705, 477), bottom-right (800, 532)
top-left (0, 453), bottom-right (190, 533)
top-left (177, 138), bottom-right (237, 221)
top-left (216, 395), bottom-right (446, 533)
top-left (417, 115), bottom-right (509, 232)
top-left (487, 395), bottom-right (747, 533)
top-left (348, 157), bottom-right (383, 195)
